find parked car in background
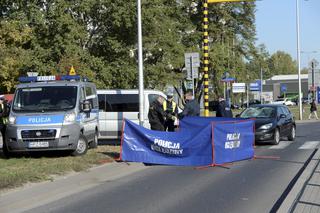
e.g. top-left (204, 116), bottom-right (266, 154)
top-left (271, 98), bottom-right (296, 106)
top-left (302, 97), bottom-right (310, 104)
top-left (237, 104), bottom-right (296, 145)
top-left (241, 99), bottom-right (261, 108)
top-left (209, 100), bottom-right (240, 111)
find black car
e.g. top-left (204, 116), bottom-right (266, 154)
top-left (237, 104), bottom-right (296, 145)
top-left (241, 99), bottom-right (261, 108)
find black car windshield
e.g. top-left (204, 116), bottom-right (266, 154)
top-left (240, 106), bottom-right (276, 118)
top-left (13, 86), bottom-right (77, 112)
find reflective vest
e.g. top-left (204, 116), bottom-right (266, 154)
top-left (163, 100), bottom-right (177, 112)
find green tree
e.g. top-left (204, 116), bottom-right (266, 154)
top-left (0, 0), bottom-right (259, 95)
top-left (268, 51), bottom-right (297, 75)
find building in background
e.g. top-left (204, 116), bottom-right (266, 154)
top-left (262, 74), bottom-right (309, 101)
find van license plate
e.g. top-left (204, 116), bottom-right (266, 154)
top-left (28, 142), bottom-right (49, 148)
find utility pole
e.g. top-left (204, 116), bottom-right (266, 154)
top-left (137, 0), bottom-right (144, 126)
top-left (311, 61), bottom-right (315, 100)
top-left (296, 0), bottom-right (303, 120)
top-left (260, 67), bottom-right (263, 103)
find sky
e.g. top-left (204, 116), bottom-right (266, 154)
top-left (255, 0), bottom-right (320, 69)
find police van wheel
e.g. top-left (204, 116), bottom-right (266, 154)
top-left (2, 140), bottom-right (12, 158)
top-left (89, 131), bottom-right (98, 149)
top-left (72, 134), bottom-right (88, 156)
top-left (2, 145), bottom-right (11, 158)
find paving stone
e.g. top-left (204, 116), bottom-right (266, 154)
top-left (300, 185), bottom-right (320, 205)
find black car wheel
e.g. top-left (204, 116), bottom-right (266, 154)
top-left (272, 128), bottom-right (280, 145)
top-left (288, 126), bottom-right (296, 141)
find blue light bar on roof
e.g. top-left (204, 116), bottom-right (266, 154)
top-left (60, 75), bottom-right (81, 81)
top-left (18, 76), bottom-right (37, 82)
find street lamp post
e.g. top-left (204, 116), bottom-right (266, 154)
top-left (137, 0), bottom-right (144, 126)
top-left (296, 0), bottom-right (303, 120)
top-left (260, 67), bottom-right (263, 103)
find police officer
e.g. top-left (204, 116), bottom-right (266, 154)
top-left (148, 96), bottom-right (166, 131)
top-left (216, 96), bottom-right (233, 118)
top-left (0, 97), bottom-right (9, 153)
top-left (163, 92), bottom-right (178, 132)
top-left (178, 90), bottom-right (200, 119)
top-left (0, 97), bottom-right (9, 132)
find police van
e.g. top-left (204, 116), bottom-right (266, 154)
top-left (3, 75), bottom-right (99, 156)
top-left (98, 89), bottom-right (181, 139)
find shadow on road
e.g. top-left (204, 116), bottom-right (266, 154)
top-left (0, 150), bottom-right (72, 159)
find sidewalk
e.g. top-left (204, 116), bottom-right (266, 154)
top-left (278, 149), bottom-right (320, 212)
top-left (0, 162), bottom-right (148, 213)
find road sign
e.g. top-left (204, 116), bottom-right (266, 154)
top-left (249, 80), bottom-right (261, 92)
top-left (184, 52), bottom-right (200, 69)
top-left (281, 84), bottom-right (287, 93)
top-left (317, 87), bottom-right (320, 104)
top-left (186, 67), bottom-right (199, 79)
top-left (69, 66), bottom-right (76, 75)
top-left (232, 83), bottom-right (246, 93)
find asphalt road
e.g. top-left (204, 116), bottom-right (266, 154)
top-left (28, 121), bottom-right (320, 213)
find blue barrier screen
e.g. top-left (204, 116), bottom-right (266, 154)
top-left (213, 120), bottom-right (255, 165)
top-left (121, 119), bottom-right (213, 166)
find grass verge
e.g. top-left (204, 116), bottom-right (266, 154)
top-left (0, 145), bottom-right (120, 191)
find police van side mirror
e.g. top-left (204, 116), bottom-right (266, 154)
top-left (81, 100), bottom-right (91, 113)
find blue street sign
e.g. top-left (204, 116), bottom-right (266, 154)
top-left (281, 84), bottom-right (287, 93)
top-left (250, 80), bottom-right (261, 92)
top-left (317, 87), bottom-right (320, 104)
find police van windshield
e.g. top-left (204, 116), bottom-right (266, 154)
top-left (13, 86), bottom-right (77, 112)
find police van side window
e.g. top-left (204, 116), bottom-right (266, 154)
top-left (98, 94), bottom-right (106, 111)
top-left (84, 86), bottom-right (96, 108)
top-left (80, 87), bottom-right (85, 102)
top-left (99, 94), bottom-right (138, 112)
top-left (85, 86), bottom-right (93, 97)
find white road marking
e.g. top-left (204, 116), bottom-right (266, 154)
top-left (298, 141), bottom-right (320, 150)
top-left (269, 141), bottom-right (292, 149)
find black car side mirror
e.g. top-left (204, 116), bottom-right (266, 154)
top-left (280, 114), bottom-right (286, 119)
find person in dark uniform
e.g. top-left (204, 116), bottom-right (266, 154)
top-left (178, 91), bottom-right (200, 119)
top-left (0, 97), bottom-right (9, 155)
top-left (163, 92), bottom-right (178, 132)
top-left (216, 96), bottom-right (233, 118)
top-left (148, 96), bottom-right (166, 131)
top-left (0, 98), bottom-right (9, 134)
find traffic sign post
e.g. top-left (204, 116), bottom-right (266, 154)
top-left (317, 87), bottom-right (320, 104)
top-left (281, 84), bottom-right (287, 98)
top-left (249, 80), bottom-right (261, 92)
top-left (221, 72), bottom-right (235, 108)
top-left (185, 53), bottom-right (200, 98)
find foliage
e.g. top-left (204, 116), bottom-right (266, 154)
top-left (268, 51), bottom-right (297, 75)
top-left (0, 0), bottom-right (295, 96)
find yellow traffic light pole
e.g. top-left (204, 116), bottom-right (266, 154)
top-left (203, 0), bottom-right (254, 117)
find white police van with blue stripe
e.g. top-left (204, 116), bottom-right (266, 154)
top-left (4, 75), bottom-right (99, 156)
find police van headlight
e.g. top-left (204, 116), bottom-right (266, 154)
top-left (64, 112), bottom-right (76, 124)
top-left (9, 115), bottom-right (16, 125)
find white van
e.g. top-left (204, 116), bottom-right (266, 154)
top-left (97, 89), bottom-right (171, 139)
top-left (4, 75), bottom-right (99, 156)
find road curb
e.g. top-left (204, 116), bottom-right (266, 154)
top-left (295, 120), bottom-right (320, 124)
top-left (0, 162), bottom-right (148, 213)
top-left (277, 149), bottom-right (320, 213)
